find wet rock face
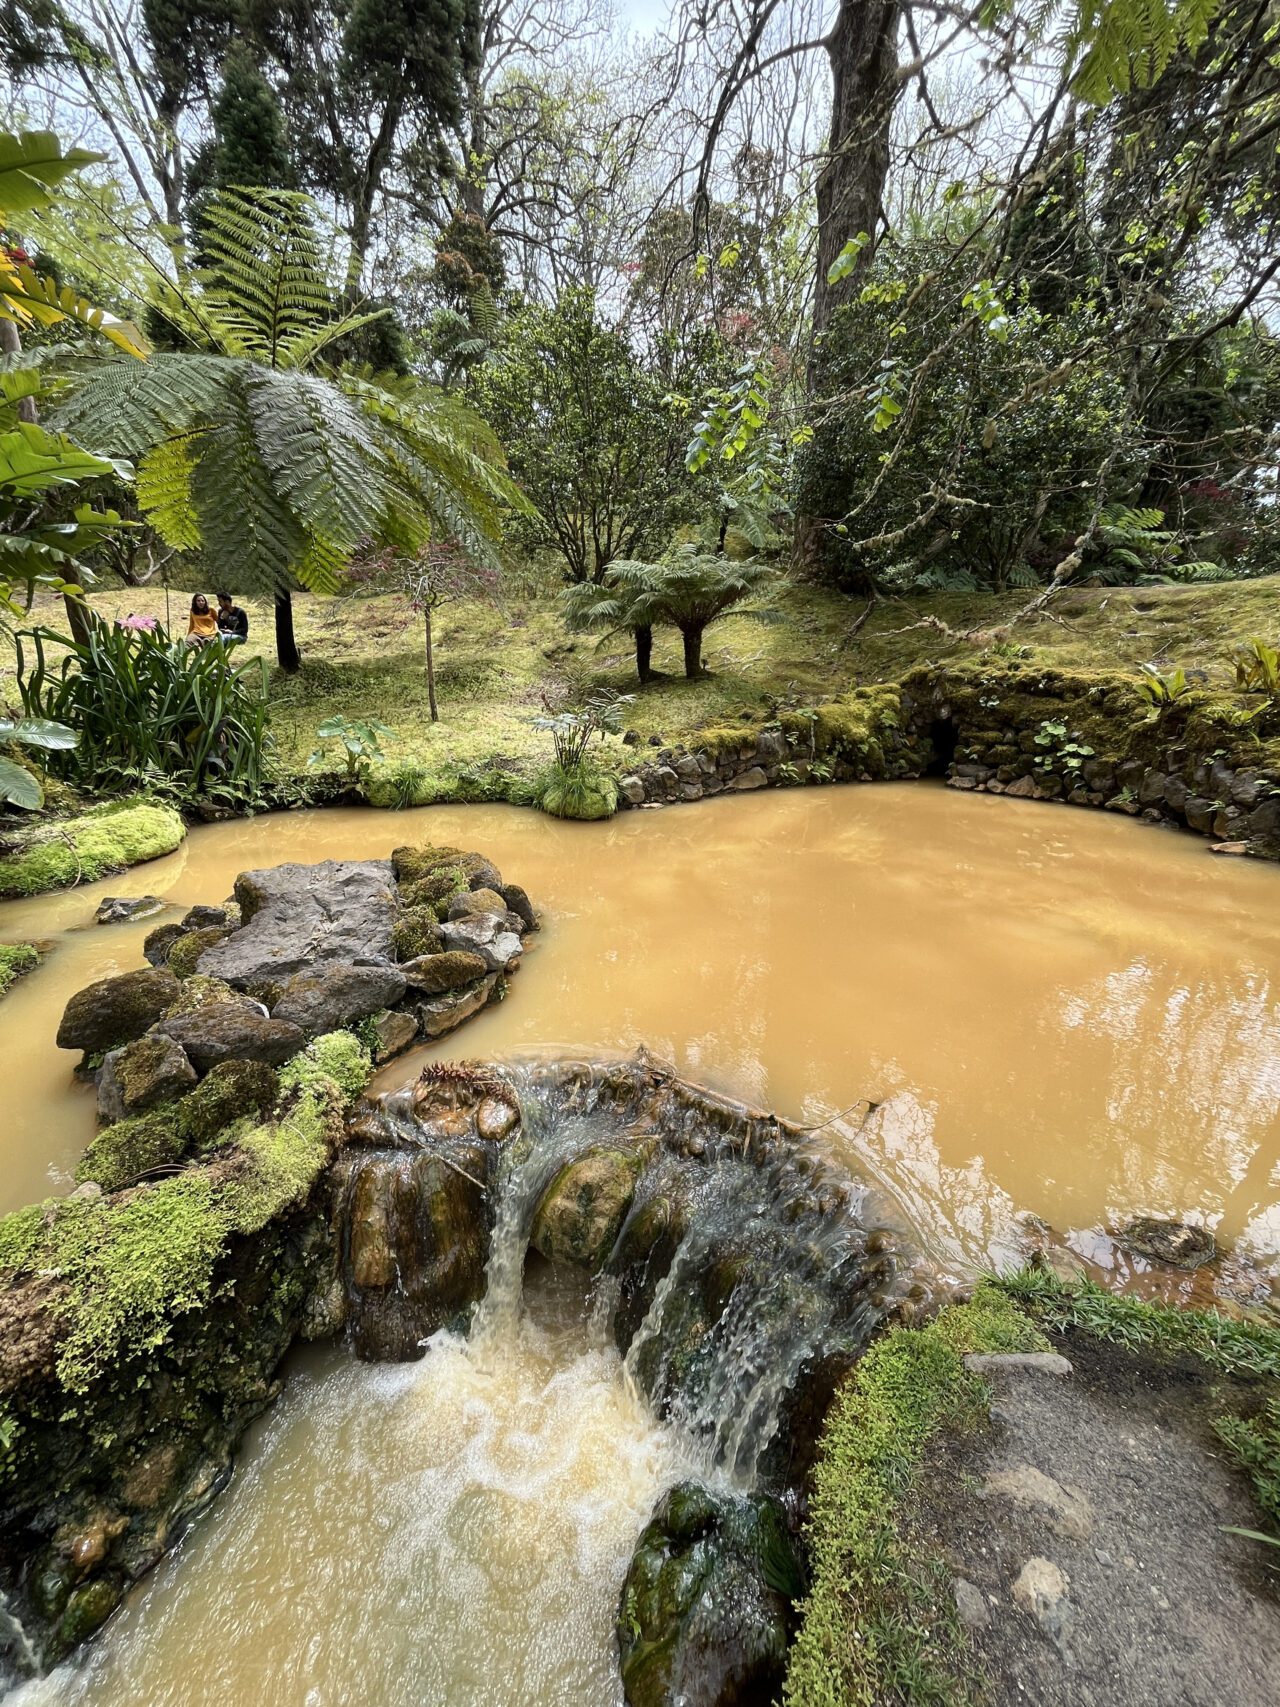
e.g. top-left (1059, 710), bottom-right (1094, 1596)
top-left (338, 1148), bottom-right (493, 1360)
top-left (618, 1482), bottom-right (799, 1707)
top-left (531, 1145), bottom-right (648, 1272)
top-left (56, 968), bottom-right (181, 1053)
top-left (94, 895), bottom-right (162, 925)
top-left (199, 860), bottom-right (399, 989)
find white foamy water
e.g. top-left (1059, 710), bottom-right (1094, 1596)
top-left (14, 1275), bottom-right (692, 1707)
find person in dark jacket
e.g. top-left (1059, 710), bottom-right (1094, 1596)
top-left (216, 592), bottom-right (249, 644)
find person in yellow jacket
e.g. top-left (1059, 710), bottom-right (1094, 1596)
top-left (186, 593), bottom-right (218, 647)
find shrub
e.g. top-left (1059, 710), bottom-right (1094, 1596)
top-left (0, 943), bottom-right (38, 997)
top-left (14, 622), bottom-right (272, 802)
top-left (536, 759), bottom-right (619, 821)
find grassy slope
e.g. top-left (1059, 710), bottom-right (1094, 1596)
top-left (6, 575), bottom-right (1277, 793)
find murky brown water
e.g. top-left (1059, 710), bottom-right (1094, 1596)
top-left (4, 785), bottom-right (1280, 1266)
top-left (6, 784), bottom-right (1280, 1705)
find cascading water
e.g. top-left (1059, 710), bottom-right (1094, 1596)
top-left (7, 1056), bottom-right (910, 1707)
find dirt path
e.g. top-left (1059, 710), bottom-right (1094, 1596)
top-left (913, 1335), bottom-right (1280, 1707)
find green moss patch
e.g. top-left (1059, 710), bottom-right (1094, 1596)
top-left (0, 943), bottom-right (39, 998)
top-left (0, 802), bottom-right (185, 899)
top-left (783, 1286), bottom-right (1046, 1707)
top-left (2, 1084), bottom-right (340, 1394)
top-left (278, 1031), bottom-right (372, 1103)
top-left (76, 1059), bottom-right (281, 1192)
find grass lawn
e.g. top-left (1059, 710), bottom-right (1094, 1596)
top-left (6, 571), bottom-right (1278, 801)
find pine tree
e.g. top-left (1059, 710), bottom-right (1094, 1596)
top-left (186, 42), bottom-right (293, 240)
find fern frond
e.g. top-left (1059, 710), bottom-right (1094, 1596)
top-left (136, 435), bottom-right (203, 550)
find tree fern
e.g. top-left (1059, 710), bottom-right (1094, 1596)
top-left (47, 187), bottom-right (534, 647)
top-left (1053, 0), bottom-right (1224, 103)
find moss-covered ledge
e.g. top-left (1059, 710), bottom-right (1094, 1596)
top-left (0, 799), bottom-right (185, 899)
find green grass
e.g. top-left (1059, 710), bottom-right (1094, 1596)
top-left (0, 942), bottom-right (38, 997)
top-left (783, 1285), bottom-right (1047, 1707)
top-left (5, 573), bottom-right (1278, 811)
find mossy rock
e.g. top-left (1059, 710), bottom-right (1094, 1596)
top-left (56, 968), bottom-right (182, 1054)
top-left (0, 802), bottom-right (184, 900)
top-left (392, 905), bottom-right (444, 961)
top-left (530, 1145), bottom-right (647, 1272)
top-left (445, 887), bottom-right (508, 921)
top-left (143, 922), bottom-right (186, 968)
top-left (399, 866), bottom-right (467, 910)
top-left (166, 926), bottom-right (231, 979)
top-left (401, 949), bottom-right (489, 995)
top-left (391, 844), bottom-right (463, 884)
top-left (78, 1059), bottom-right (281, 1191)
top-left (97, 1033), bottom-right (197, 1122)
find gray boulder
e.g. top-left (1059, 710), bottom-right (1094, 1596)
top-left (199, 860), bottom-right (398, 989)
top-left (414, 974), bottom-right (497, 1039)
top-left (271, 962), bottom-right (407, 1038)
top-left (94, 895), bottom-right (163, 925)
top-left (438, 912), bottom-right (523, 973)
top-left (156, 1001), bottom-right (305, 1071)
top-left (499, 883), bottom-right (538, 933)
top-left (57, 968), bottom-right (181, 1053)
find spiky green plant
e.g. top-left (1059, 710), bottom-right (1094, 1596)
top-left (50, 188), bottom-right (533, 670)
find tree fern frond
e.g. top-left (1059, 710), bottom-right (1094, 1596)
top-left (136, 436), bottom-right (203, 550)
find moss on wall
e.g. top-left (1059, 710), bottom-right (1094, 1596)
top-left (0, 801), bottom-right (185, 899)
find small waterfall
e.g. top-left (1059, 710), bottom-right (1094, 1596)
top-left (340, 1055), bottom-right (909, 1493)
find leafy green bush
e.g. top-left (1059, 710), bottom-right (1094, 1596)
top-left (15, 621), bottom-right (272, 801)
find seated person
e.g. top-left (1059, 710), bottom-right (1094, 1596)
top-left (216, 592), bottom-right (249, 643)
top-left (186, 593), bottom-right (218, 647)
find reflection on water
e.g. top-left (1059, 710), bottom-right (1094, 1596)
top-left (13, 1271), bottom-right (692, 1707)
top-left (3, 784), bottom-right (1280, 1266)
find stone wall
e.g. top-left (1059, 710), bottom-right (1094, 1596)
top-left (615, 664), bottom-right (1280, 860)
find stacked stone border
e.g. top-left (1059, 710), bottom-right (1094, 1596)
top-left (615, 661), bottom-right (1280, 859)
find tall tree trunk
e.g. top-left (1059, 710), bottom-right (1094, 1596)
top-left (274, 589), bottom-right (302, 673)
top-left (424, 608), bottom-right (438, 721)
top-left (811, 0), bottom-right (902, 343)
top-left (681, 623), bottom-right (705, 679)
top-left (634, 624), bottom-right (654, 684)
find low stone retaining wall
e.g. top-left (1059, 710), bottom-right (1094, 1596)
top-left (615, 663), bottom-right (1280, 860)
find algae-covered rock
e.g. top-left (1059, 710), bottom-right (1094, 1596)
top-left (156, 1001), bottom-right (304, 1071)
top-left (96, 1033), bottom-right (197, 1122)
top-left (392, 905), bottom-right (444, 961)
top-left (166, 926), bottom-right (231, 979)
top-left (57, 968), bottom-right (181, 1054)
top-left (390, 843), bottom-right (462, 884)
top-left (618, 1483), bottom-right (799, 1707)
top-left (531, 1145), bottom-right (646, 1271)
top-left (401, 949), bottom-right (489, 994)
top-left (399, 866), bottom-right (467, 910)
top-left (94, 896), bottom-right (162, 925)
top-left (271, 961), bottom-right (407, 1038)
